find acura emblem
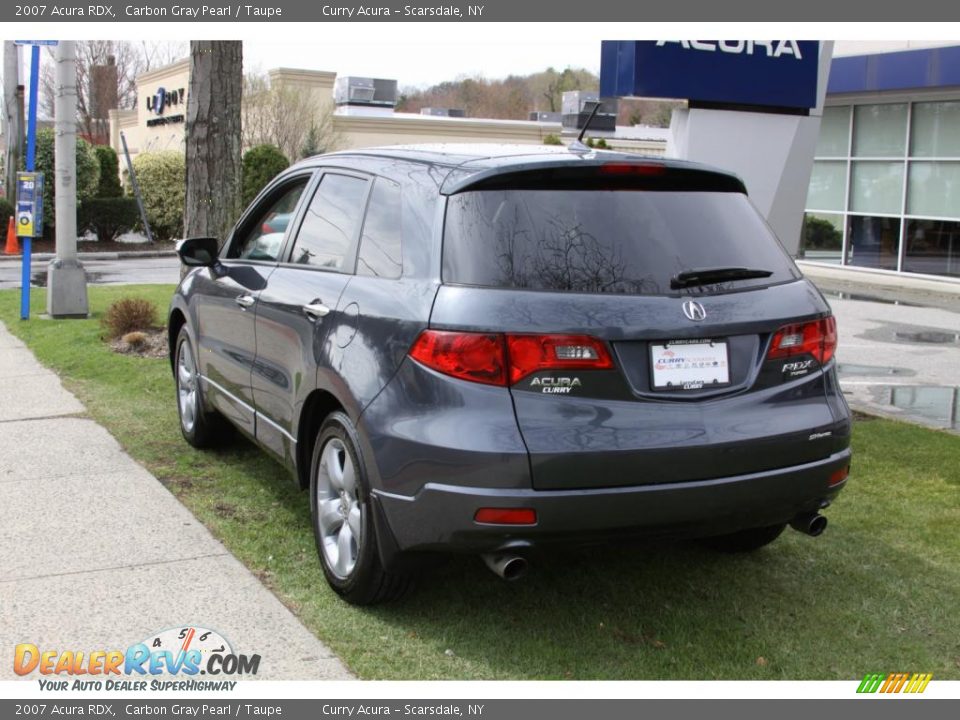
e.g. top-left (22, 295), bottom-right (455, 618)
top-left (682, 300), bottom-right (706, 321)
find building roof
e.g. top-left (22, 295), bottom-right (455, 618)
top-left (828, 45), bottom-right (960, 95)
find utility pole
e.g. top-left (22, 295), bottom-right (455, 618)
top-left (47, 40), bottom-right (88, 318)
top-left (3, 42), bottom-right (21, 203)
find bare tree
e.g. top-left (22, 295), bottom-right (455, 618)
top-left (185, 41), bottom-right (242, 242)
top-left (242, 71), bottom-right (341, 160)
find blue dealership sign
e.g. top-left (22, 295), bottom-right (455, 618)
top-left (600, 41), bottom-right (821, 111)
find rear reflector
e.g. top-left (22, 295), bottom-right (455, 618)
top-left (474, 508), bottom-right (537, 525)
top-left (767, 316), bottom-right (837, 365)
top-left (409, 330), bottom-right (614, 386)
top-left (829, 466), bottom-right (849, 487)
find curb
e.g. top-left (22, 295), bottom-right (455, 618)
top-left (0, 250), bottom-right (179, 262)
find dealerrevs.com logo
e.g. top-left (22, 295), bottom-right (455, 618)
top-left (14, 626), bottom-right (260, 691)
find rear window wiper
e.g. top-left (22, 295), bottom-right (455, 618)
top-left (670, 266), bottom-right (774, 289)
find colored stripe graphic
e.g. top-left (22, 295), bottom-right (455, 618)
top-left (857, 672), bottom-right (931, 693)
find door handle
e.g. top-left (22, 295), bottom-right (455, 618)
top-left (235, 294), bottom-right (256, 309)
top-left (303, 302), bottom-right (331, 320)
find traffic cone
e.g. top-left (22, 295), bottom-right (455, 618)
top-left (4, 216), bottom-right (18, 255)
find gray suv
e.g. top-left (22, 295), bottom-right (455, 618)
top-left (170, 145), bottom-right (852, 604)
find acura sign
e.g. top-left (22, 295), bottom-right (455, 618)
top-left (600, 40), bottom-right (820, 111)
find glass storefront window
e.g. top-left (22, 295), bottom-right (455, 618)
top-left (805, 99), bottom-right (960, 282)
top-left (852, 104), bottom-right (908, 157)
top-left (850, 161), bottom-right (904, 214)
top-left (903, 219), bottom-right (960, 277)
top-left (906, 161), bottom-right (960, 218)
top-left (846, 215), bottom-right (900, 271)
top-left (816, 106), bottom-right (851, 157)
top-left (807, 161), bottom-right (847, 211)
top-left (800, 213), bottom-right (844, 264)
top-left (910, 101), bottom-right (960, 158)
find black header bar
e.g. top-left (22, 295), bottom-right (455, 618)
top-left (3, 0), bottom-right (959, 22)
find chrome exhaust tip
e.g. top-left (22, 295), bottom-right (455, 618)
top-left (481, 553), bottom-right (529, 581)
top-left (790, 512), bottom-right (828, 537)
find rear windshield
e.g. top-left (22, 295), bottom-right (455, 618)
top-left (442, 190), bottom-right (801, 295)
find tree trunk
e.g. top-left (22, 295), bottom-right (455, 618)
top-left (184, 41), bottom-right (242, 243)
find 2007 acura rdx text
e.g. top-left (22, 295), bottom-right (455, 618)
top-left (169, 145), bottom-right (852, 604)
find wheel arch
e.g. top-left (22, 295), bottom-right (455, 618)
top-left (296, 389), bottom-right (346, 489)
top-left (168, 308), bottom-right (187, 375)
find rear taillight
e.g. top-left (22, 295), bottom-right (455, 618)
top-left (409, 330), bottom-right (614, 386)
top-left (408, 330), bottom-right (507, 386)
top-left (506, 334), bottom-right (613, 385)
top-left (767, 316), bottom-right (837, 365)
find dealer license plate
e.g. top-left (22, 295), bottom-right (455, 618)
top-left (650, 339), bottom-right (730, 390)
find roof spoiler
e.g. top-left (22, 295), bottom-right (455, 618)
top-left (440, 160), bottom-right (748, 196)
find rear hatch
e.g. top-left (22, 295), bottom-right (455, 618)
top-left (431, 160), bottom-right (843, 490)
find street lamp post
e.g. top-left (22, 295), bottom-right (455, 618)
top-left (47, 39), bottom-right (89, 318)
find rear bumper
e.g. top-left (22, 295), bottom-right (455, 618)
top-left (373, 448), bottom-right (851, 554)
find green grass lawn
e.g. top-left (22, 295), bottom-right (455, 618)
top-left (2, 284), bottom-right (959, 680)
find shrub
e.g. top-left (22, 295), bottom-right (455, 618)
top-left (242, 144), bottom-right (289, 207)
top-left (94, 146), bottom-right (123, 198)
top-left (79, 197), bottom-right (140, 242)
top-left (102, 297), bottom-right (158, 339)
top-left (129, 151), bottom-right (185, 241)
top-left (543, 133), bottom-right (563, 146)
top-left (0, 197), bottom-right (13, 231)
top-left (34, 128), bottom-right (100, 234)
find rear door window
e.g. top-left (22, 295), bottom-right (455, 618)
top-left (443, 190), bottom-right (800, 295)
top-left (357, 177), bottom-right (403, 279)
top-left (288, 173), bottom-right (370, 270)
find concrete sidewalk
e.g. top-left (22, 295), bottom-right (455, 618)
top-left (0, 320), bottom-right (353, 681)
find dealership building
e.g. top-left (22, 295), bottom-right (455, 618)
top-left (802, 44), bottom-right (960, 281)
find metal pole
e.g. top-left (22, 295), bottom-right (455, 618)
top-left (120, 130), bottom-right (154, 243)
top-left (47, 40), bottom-right (88, 318)
top-left (20, 45), bottom-right (40, 320)
top-left (3, 42), bottom-right (21, 206)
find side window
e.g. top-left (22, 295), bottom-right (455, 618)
top-left (357, 178), bottom-right (402, 279)
top-left (228, 178), bottom-right (309, 261)
top-left (289, 174), bottom-right (369, 270)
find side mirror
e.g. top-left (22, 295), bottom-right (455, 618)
top-left (177, 237), bottom-right (220, 267)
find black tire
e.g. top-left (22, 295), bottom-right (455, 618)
top-left (309, 411), bottom-right (410, 605)
top-left (174, 326), bottom-right (226, 448)
top-left (699, 523), bottom-right (787, 553)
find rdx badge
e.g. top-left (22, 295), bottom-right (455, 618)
top-left (782, 359), bottom-right (815, 377)
top-left (529, 377), bottom-right (582, 394)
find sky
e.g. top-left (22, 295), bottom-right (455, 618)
top-left (241, 33), bottom-right (957, 90)
top-left (4, 28), bottom-right (956, 93)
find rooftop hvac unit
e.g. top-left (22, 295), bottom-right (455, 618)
top-left (334, 77), bottom-right (398, 107)
top-left (420, 108), bottom-right (466, 118)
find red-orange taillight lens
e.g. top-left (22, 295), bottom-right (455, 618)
top-left (767, 316), bottom-right (837, 365)
top-left (506, 334), bottom-right (614, 384)
top-left (408, 330), bottom-right (507, 386)
top-left (409, 331), bottom-right (614, 386)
